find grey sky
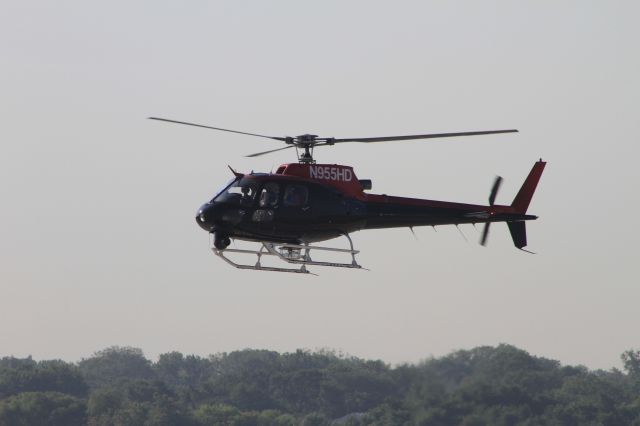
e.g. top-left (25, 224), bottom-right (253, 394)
top-left (1, 1), bottom-right (638, 369)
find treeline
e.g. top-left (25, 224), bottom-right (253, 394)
top-left (1, 344), bottom-right (640, 425)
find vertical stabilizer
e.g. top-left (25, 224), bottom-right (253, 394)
top-left (511, 160), bottom-right (546, 213)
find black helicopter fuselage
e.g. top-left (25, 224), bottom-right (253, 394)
top-left (196, 162), bottom-right (545, 249)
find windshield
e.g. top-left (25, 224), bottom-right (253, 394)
top-left (210, 177), bottom-right (238, 203)
top-left (213, 177), bottom-right (259, 206)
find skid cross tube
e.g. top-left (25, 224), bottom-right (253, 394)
top-left (210, 234), bottom-right (363, 274)
top-left (212, 245), bottom-right (311, 274)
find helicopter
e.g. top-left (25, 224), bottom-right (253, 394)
top-left (150, 117), bottom-right (546, 274)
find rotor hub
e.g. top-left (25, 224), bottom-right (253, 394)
top-left (297, 134), bottom-right (318, 143)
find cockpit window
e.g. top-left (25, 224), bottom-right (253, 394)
top-left (213, 178), bottom-right (259, 205)
top-left (259, 182), bottom-right (280, 207)
top-left (210, 178), bottom-right (237, 203)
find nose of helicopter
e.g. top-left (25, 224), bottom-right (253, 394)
top-left (196, 203), bottom-right (216, 231)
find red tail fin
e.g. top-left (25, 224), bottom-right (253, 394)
top-left (511, 160), bottom-right (546, 213)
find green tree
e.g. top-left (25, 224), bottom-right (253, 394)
top-left (623, 350), bottom-right (640, 377)
top-left (549, 373), bottom-right (631, 425)
top-left (0, 391), bottom-right (86, 426)
top-left (192, 403), bottom-right (240, 425)
top-left (86, 379), bottom-right (192, 426)
top-left (155, 352), bottom-right (213, 389)
top-left (0, 358), bottom-right (88, 398)
top-left (79, 346), bottom-right (154, 389)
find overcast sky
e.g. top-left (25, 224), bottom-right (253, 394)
top-left (1, 1), bottom-right (638, 369)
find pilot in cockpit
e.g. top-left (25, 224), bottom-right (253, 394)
top-left (259, 183), bottom-right (279, 208)
top-left (240, 185), bottom-right (256, 205)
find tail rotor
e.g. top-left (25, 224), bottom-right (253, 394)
top-left (480, 176), bottom-right (502, 246)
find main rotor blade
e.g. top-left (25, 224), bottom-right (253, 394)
top-left (148, 117), bottom-right (287, 141)
top-left (331, 129), bottom-right (518, 144)
top-left (488, 176), bottom-right (503, 206)
top-left (480, 222), bottom-right (491, 246)
top-left (245, 145), bottom-right (294, 158)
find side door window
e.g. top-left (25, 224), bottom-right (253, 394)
top-left (259, 182), bottom-right (280, 208)
top-left (253, 182), bottom-right (280, 222)
top-left (283, 184), bottom-right (309, 208)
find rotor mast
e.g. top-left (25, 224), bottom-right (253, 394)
top-left (298, 145), bottom-right (315, 164)
top-left (293, 134), bottom-right (328, 164)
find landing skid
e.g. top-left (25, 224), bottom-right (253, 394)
top-left (211, 234), bottom-right (363, 274)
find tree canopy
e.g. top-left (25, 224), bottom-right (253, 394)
top-left (1, 344), bottom-right (639, 425)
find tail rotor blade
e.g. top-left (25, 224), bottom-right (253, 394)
top-left (480, 222), bottom-right (491, 246)
top-left (488, 176), bottom-right (503, 206)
